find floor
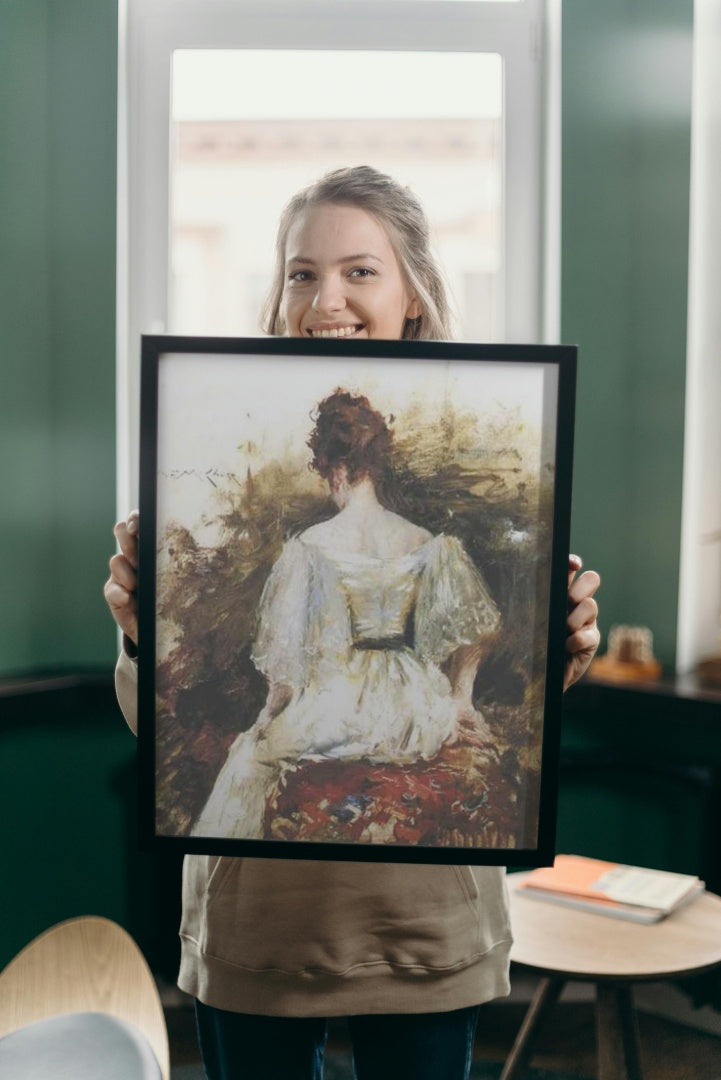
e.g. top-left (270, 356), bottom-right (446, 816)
top-left (164, 979), bottom-right (721, 1079)
top-left (473, 1000), bottom-right (721, 1079)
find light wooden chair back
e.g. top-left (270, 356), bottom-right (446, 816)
top-left (0, 915), bottom-right (170, 1080)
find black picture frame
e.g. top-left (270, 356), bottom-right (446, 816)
top-left (138, 335), bottom-right (576, 865)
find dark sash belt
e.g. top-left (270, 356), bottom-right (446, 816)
top-left (354, 636), bottom-right (407, 651)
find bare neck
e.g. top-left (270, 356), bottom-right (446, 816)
top-left (338, 475), bottom-right (382, 517)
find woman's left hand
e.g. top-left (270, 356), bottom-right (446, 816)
top-left (448, 703), bottom-right (498, 754)
top-left (564, 554), bottom-right (601, 691)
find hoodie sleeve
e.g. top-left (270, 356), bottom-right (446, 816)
top-left (115, 646), bottom-right (139, 736)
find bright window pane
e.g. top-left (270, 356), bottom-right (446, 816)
top-left (170, 49), bottom-right (503, 341)
top-left (339, 1), bottom-right (521, 3)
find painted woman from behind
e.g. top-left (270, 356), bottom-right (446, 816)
top-left (191, 388), bottom-right (501, 841)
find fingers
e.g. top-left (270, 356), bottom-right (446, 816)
top-left (563, 622), bottom-right (601, 689)
top-left (566, 623), bottom-right (601, 658)
top-left (103, 575), bottom-right (135, 617)
top-left (566, 592), bottom-right (599, 635)
top-left (568, 568), bottom-right (601, 609)
top-left (564, 558), bottom-right (601, 689)
top-left (105, 511), bottom-right (140, 645)
top-left (113, 510), bottom-right (139, 568)
top-left (108, 550), bottom-right (137, 591)
top-left (567, 553), bottom-right (583, 589)
top-left (451, 704), bottom-right (497, 751)
top-left (103, 576), bottom-right (139, 643)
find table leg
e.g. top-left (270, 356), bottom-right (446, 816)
top-left (596, 982), bottom-right (643, 1080)
top-left (499, 976), bottom-right (565, 1080)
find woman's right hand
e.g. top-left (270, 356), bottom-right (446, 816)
top-left (103, 510), bottom-right (139, 646)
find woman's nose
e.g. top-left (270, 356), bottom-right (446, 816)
top-left (312, 274), bottom-right (345, 314)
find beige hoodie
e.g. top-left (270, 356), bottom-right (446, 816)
top-left (116, 651), bottom-right (512, 1016)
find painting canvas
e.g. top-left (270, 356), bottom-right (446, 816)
top-left (138, 336), bottom-right (576, 865)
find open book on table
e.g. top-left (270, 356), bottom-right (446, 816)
top-left (515, 854), bottom-right (705, 923)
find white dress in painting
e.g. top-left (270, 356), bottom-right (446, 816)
top-left (191, 532), bottom-right (500, 840)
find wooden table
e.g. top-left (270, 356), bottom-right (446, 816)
top-left (502, 874), bottom-right (721, 1080)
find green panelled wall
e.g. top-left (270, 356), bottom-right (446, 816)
top-left (0, 0), bottom-right (118, 675)
top-left (1, 684), bottom-right (183, 974)
top-left (563, 0), bottom-right (693, 669)
top-left (1, 2), bottom-right (54, 671)
top-left (0, 0), bottom-right (133, 969)
top-left (557, 686), bottom-right (721, 883)
top-left (557, 0), bottom-right (705, 880)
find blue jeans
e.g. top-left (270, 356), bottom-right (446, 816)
top-left (195, 1000), bottom-right (481, 1080)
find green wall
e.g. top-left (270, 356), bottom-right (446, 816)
top-left (0, 0), bottom-right (131, 967)
top-left (0, 683), bottom-right (183, 974)
top-left (562, 0), bottom-right (693, 669)
top-left (0, 0), bottom-right (118, 675)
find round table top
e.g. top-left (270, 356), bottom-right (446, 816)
top-left (508, 872), bottom-right (721, 981)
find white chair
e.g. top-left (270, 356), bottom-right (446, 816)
top-left (0, 915), bottom-right (170, 1079)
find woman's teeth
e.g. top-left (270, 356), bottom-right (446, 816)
top-left (310, 325), bottom-right (361, 338)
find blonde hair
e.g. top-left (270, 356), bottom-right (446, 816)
top-left (262, 166), bottom-right (454, 341)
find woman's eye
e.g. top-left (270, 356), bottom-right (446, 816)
top-left (288, 270), bottom-right (313, 283)
top-left (349, 267), bottom-right (375, 279)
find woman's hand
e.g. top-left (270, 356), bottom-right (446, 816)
top-left (103, 510), bottom-right (139, 646)
top-left (448, 702), bottom-right (497, 752)
top-left (564, 554), bottom-right (601, 691)
top-left (256, 682), bottom-right (292, 738)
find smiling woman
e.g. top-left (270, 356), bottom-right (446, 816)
top-left (283, 205), bottom-right (420, 340)
top-left (263, 166), bottom-right (451, 341)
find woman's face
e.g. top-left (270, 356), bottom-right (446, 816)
top-left (281, 203), bottom-right (421, 340)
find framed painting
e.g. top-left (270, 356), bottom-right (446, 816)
top-left (137, 335), bottom-right (576, 865)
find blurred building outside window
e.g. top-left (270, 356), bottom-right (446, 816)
top-left (169, 50), bottom-right (503, 342)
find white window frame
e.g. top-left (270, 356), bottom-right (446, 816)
top-left (677, 0), bottom-right (721, 674)
top-left (117, 0), bottom-right (559, 511)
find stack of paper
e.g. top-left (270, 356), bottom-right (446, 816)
top-left (516, 854), bottom-right (705, 923)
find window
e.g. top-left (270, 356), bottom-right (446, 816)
top-left (169, 49), bottom-right (503, 340)
top-left (118, 0), bottom-right (557, 509)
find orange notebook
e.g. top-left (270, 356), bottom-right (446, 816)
top-left (516, 854), bottom-right (704, 923)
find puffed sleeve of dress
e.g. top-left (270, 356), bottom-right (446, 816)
top-left (250, 537), bottom-right (352, 689)
top-left (414, 534), bottom-right (501, 665)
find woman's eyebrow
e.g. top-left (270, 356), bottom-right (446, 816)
top-left (339, 253), bottom-right (384, 265)
top-left (286, 253), bottom-right (384, 266)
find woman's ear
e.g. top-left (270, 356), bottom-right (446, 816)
top-left (406, 296), bottom-right (422, 320)
top-left (329, 464), bottom-right (352, 508)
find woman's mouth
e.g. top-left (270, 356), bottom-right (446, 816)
top-left (307, 324), bottom-right (364, 339)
